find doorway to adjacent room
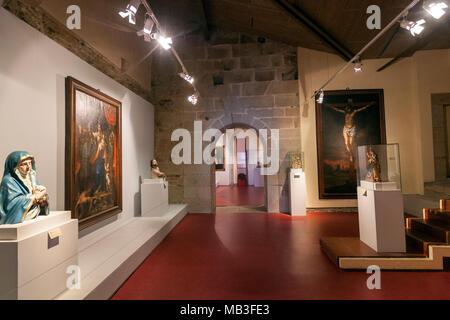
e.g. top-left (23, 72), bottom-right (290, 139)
top-left (214, 127), bottom-right (266, 213)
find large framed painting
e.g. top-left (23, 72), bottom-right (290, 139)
top-left (65, 77), bottom-right (122, 230)
top-left (316, 89), bottom-right (386, 199)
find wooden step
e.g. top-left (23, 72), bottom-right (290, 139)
top-left (410, 219), bottom-right (449, 244)
top-left (423, 209), bottom-right (450, 224)
top-left (406, 229), bottom-right (446, 255)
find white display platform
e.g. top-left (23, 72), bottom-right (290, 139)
top-left (0, 211), bottom-right (78, 300)
top-left (141, 178), bottom-right (169, 217)
top-left (55, 204), bottom-right (187, 300)
top-left (289, 169), bottom-right (306, 216)
top-left (254, 168), bottom-right (264, 187)
top-left (357, 186), bottom-right (406, 253)
top-left (360, 180), bottom-right (399, 191)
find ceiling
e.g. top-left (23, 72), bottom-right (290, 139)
top-left (150, 0), bottom-right (450, 60)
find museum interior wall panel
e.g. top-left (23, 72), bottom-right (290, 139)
top-left (297, 47), bottom-right (450, 208)
top-left (411, 50), bottom-right (450, 183)
top-left (0, 8), bottom-right (154, 230)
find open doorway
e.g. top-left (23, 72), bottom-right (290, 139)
top-left (214, 127), bottom-right (266, 212)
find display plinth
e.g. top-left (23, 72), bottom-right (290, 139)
top-left (289, 169), bottom-right (306, 216)
top-left (254, 168), bottom-right (264, 187)
top-left (357, 186), bottom-right (406, 253)
top-left (0, 211), bottom-right (78, 300)
top-left (360, 180), bottom-right (398, 191)
top-left (141, 179), bottom-right (169, 217)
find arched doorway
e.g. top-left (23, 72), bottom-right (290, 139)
top-left (212, 123), bottom-right (268, 213)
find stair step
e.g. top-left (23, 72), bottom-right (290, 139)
top-left (426, 211), bottom-right (450, 224)
top-left (405, 229), bottom-right (446, 254)
top-left (410, 219), bottom-right (449, 243)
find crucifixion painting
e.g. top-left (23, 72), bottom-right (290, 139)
top-left (324, 99), bottom-right (376, 163)
top-left (315, 89), bottom-right (385, 199)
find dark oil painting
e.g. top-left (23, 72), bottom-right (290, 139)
top-left (316, 89), bottom-right (386, 199)
top-left (65, 77), bottom-right (122, 229)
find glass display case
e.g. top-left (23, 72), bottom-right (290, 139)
top-left (288, 151), bottom-right (304, 170)
top-left (357, 144), bottom-right (401, 191)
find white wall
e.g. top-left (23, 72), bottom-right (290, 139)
top-left (215, 134), bottom-right (231, 186)
top-left (0, 9), bottom-right (154, 230)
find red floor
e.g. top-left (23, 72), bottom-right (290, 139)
top-left (112, 212), bottom-right (450, 300)
top-left (216, 185), bottom-right (265, 207)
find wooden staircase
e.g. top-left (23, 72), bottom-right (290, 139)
top-left (320, 199), bottom-right (450, 270)
top-left (406, 199), bottom-right (450, 255)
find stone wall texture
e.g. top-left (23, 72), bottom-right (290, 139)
top-left (152, 30), bottom-right (300, 213)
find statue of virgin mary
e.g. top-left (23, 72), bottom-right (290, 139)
top-left (0, 151), bottom-right (49, 225)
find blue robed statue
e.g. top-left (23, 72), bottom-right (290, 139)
top-left (0, 151), bottom-right (49, 225)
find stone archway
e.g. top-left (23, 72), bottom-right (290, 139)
top-left (211, 121), bottom-right (270, 212)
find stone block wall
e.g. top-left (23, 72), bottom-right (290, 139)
top-left (152, 29), bottom-right (300, 213)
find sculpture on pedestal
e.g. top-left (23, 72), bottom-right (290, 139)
top-left (365, 148), bottom-right (382, 182)
top-left (0, 151), bottom-right (49, 225)
top-left (151, 159), bottom-right (166, 179)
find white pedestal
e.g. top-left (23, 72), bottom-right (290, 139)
top-left (254, 168), bottom-right (264, 187)
top-left (360, 180), bottom-right (399, 191)
top-left (289, 169), bottom-right (306, 216)
top-left (0, 211), bottom-right (78, 300)
top-left (357, 186), bottom-right (406, 253)
top-left (141, 179), bottom-right (169, 217)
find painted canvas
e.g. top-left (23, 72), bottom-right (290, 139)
top-left (315, 89), bottom-right (386, 199)
top-left (65, 77), bottom-right (122, 229)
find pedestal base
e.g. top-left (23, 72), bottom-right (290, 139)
top-left (0, 211), bottom-right (78, 299)
top-left (289, 169), bottom-right (306, 216)
top-left (357, 187), bottom-right (406, 253)
top-left (141, 179), bottom-right (169, 217)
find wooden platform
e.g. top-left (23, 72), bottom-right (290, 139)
top-left (321, 237), bottom-right (450, 270)
top-left (321, 199), bottom-right (450, 270)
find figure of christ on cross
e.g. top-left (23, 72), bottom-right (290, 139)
top-left (323, 99), bottom-right (376, 162)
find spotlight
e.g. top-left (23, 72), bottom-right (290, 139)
top-left (119, 0), bottom-right (141, 25)
top-left (316, 90), bottom-right (324, 104)
top-left (179, 72), bottom-right (195, 84)
top-left (423, 1), bottom-right (448, 19)
top-left (151, 33), bottom-right (173, 50)
top-left (400, 17), bottom-right (426, 36)
top-left (188, 92), bottom-right (199, 105)
top-left (137, 16), bottom-right (155, 42)
top-left (353, 57), bottom-right (362, 72)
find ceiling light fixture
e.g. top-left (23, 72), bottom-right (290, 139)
top-left (118, 0), bottom-right (141, 25)
top-left (188, 92), bottom-right (199, 105)
top-left (151, 33), bottom-right (173, 50)
top-left (316, 90), bottom-right (324, 103)
top-left (137, 15), bottom-right (155, 42)
top-left (423, 0), bottom-right (448, 19)
top-left (353, 57), bottom-right (363, 72)
top-left (179, 72), bottom-right (195, 84)
top-left (400, 16), bottom-right (426, 36)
